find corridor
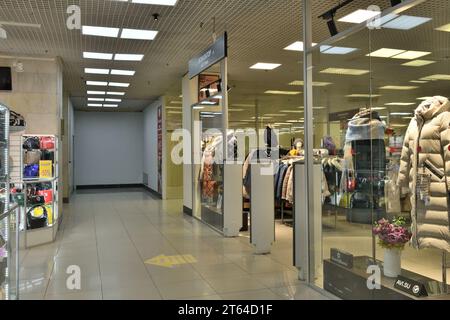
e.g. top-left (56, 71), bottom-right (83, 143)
top-left (18, 189), bottom-right (329, 300)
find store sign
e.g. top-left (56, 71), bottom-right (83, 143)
top-left (39, 160), bottom-right (53, 179)
top-left (329, 109), bottom-right (360, 122)
top-left (189, 33), bottom-right (227, 79)
top-left (394, 275), bottom-right (428, 297)
top-left (330, 248), bottom-right (354, 269)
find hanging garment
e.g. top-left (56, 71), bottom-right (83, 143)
top-left (275, 163), bottom-right (289, 200)
top-left (282, 165), bottom-right (293, 201)
top-left (398, 96), bottom-right (450, 252)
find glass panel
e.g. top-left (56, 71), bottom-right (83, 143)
top-left (309, 26), bottom-right (374, 290)
top-left (370, 0), bottom-right (450, 294)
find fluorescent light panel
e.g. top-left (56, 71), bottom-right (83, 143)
top-left (85, 68), bottom-right (110, 75)
top-left (320, 68), bottom-right (369, 75)
top-left (83, 52), bottom-right (113, 60)
top-left (88, 98), bottom-right (105, 102)
top-left (87, 91), bottom-right (106, 95)
top-left (346, 94), bottom-right (381, 98)
top-left (382, 15), bottom-right (431, 30)
top-left (107, 91), bottom-right (126, 96)
top-left (103, 104), bottom-right (119, 108)
top-left (108, 82), bottom-right (130, 87)
top-left (114, 54), bottom-right (144, 61)
top-left (86, 81), bottom-right (108, 86)
top-left (131, 0), bottom-right (178, 5)
top-left (410, 80), bottom-right (427, 84)
top-left (105, 98), bottom-right (122, 102)
top-left (111, 69), bottom-right (135, 76)
top-left (338, 9), bottom-right (380, 24)
top-left (265, 90), bottom-right (301, 95)
top-left (380, 85), bottom-right (418, 90)
top-left (436, 23), bottom-right (450, 32)
top-left (250, 63), bottom-right (281, 70)
top-left (367, 48), bottom-right (405, 58)
top-left (88, 104), bottom-right (102, 107)
top-left (420, 74), bottom-right (450, 81)
top-left (121, 28), bottom-right (158, 40)
top-left (82, 25), bottom-right (119, 38)
top-left (385, 102), bottom-right (415, 106)
top-left (289, 80), bottom-right (332, 86)
top-left (402, 60), bottom-right (435, 67)
top-left (391, 50), bottom-right (430, 59)
top-left (320, 45), bottom-right (357, 55)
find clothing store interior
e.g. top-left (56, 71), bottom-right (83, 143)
top-left (185, 0), bottom-right (450, 297)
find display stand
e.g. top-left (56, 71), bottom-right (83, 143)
top-left (223, 163), bottom-right (242, 237)
top-left (294, 161), bottom-right (322, 281)
top-left (250, 162), bottom-right (275, 254)
top-left (20, 135), bottom-right (59, 248)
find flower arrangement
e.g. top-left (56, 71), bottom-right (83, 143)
top-left (373, 217), bottom-right (412, 250)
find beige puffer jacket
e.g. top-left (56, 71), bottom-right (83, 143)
top-left (398, 96), bottom-right (450, 252)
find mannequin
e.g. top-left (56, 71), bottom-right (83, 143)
top-left (288, 138), bottom-right (303, 156)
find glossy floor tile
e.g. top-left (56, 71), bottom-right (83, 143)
top-left (18, 189), bottom-right (328, 300)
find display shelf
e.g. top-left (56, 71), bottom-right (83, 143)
top-left (20, 135), bottom-right (59, 248)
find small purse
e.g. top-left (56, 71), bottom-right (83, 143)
top-left (25, 150), bottom-right (42, 165)
top-left (40, 137), bottom-right (55, 150)
top-left (23, 137), bottom-right (40, 151)
top-left (24, 164), bottom-right (39, 178)
top-left (26, 205), bottom-right (48, 230)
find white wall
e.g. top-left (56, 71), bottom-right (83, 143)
top-left (143, 98), bottom-right (165, 195)
top-left (74, 112), bottom-right (144, 186)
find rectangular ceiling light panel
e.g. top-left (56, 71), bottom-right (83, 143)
top-left (367, 48), bottom-right (405, 58)
top-left (108, 82), bottom-right (130, 87)
top-left (121, 28), bottom-right (158, 40)
top-left (114, 54), bottom-right (144, 61)
top-left (86, 81), bottom-right (108, 86)
top-left (82, 26), bottom-right (120, 38)
top-left (107, 91), bottom-right (126, 96)
top-left (320, 46), bottom-right (357, 55)
top-left (83, 52), bottom-right (113, 60)
top-left (85, 68), bottom-right (110, 74)
top-left (382, 15), bottom-right (431, 30)
top-left (87, 91), bottom-right (106, 95)
top-left (320, 68), bottom-right (369, 75)
top-left (131, 0), bottom-right (179, 5)
top-left (391, 50), bottom-right (431, 59)
top-left (402, 60), bottom-right (435, 67)
top-left (284, 41), bottom-right (317, 51)
top-left (265, 90), bottom-right (301, 95)
top-left (111, 69), bottom-right (136, 76)
top-left (338, 9), bottom-right (380, 24)
top-left (380, 85), bottom-right (418, 90)
top-left (250, 63), bottom-right (281, 70)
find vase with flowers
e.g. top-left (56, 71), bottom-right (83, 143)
top-left (373, 217), bottom-right (412, 277)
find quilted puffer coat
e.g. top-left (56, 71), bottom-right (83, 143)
top-left (398, 96), bottom-right (450, 252)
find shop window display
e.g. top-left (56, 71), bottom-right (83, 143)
top-left (302, 0), bottom-right (450, 300)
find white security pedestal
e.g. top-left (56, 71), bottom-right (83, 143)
top-left (250, 162), bottom-right (275, 254)
top-left (223, 163), bottom-right (243, 237)
top-left (294, 162), bottom-right (322, 280)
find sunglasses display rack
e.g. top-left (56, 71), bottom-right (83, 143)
top-left (20, 135), bottom-right (59, 248)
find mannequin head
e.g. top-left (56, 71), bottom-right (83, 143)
top-left (293, 138), bottom-right (303, 150)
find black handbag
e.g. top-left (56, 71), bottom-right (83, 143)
top-left (23, 136), bottom-right (40, 151)
top-left (350, 192), bottom-right (373, 209)
top-left (26, 205), bottom-right (48, 230)
top-left (41, 150), bottom-right (54, 162)
top-left (9, 110), bottom-right (26, 127)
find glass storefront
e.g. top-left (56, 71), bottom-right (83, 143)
top-left (302, 0), bottom-right (450, 299)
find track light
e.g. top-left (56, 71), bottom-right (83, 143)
top-left (152, 13), bottom-right (160, 21)
top-left (318, 0), bottom-right (354, 37)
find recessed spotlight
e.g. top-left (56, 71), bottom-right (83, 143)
top-left (250, 63), bottom-right (281, 70)
top-left (83, 52), bottom-right (113, 60)
top-left (82, 25), bottom-right (120, 38)
top-left (114, 54), bottom-right (144, 61)
top-left (85, 68), bottom-right (110, 75)
top-left (110, 69), bottom-right (136, 76)
top-left (338, 9), bottom-right (380, 24)
top-left (120, 28), bottom-right (158, 40)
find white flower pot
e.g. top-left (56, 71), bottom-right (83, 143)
top-left (383, 248), bottom-right (402, 278)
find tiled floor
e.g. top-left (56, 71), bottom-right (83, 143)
top-left (18, 189), bottom-right (329, 300)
